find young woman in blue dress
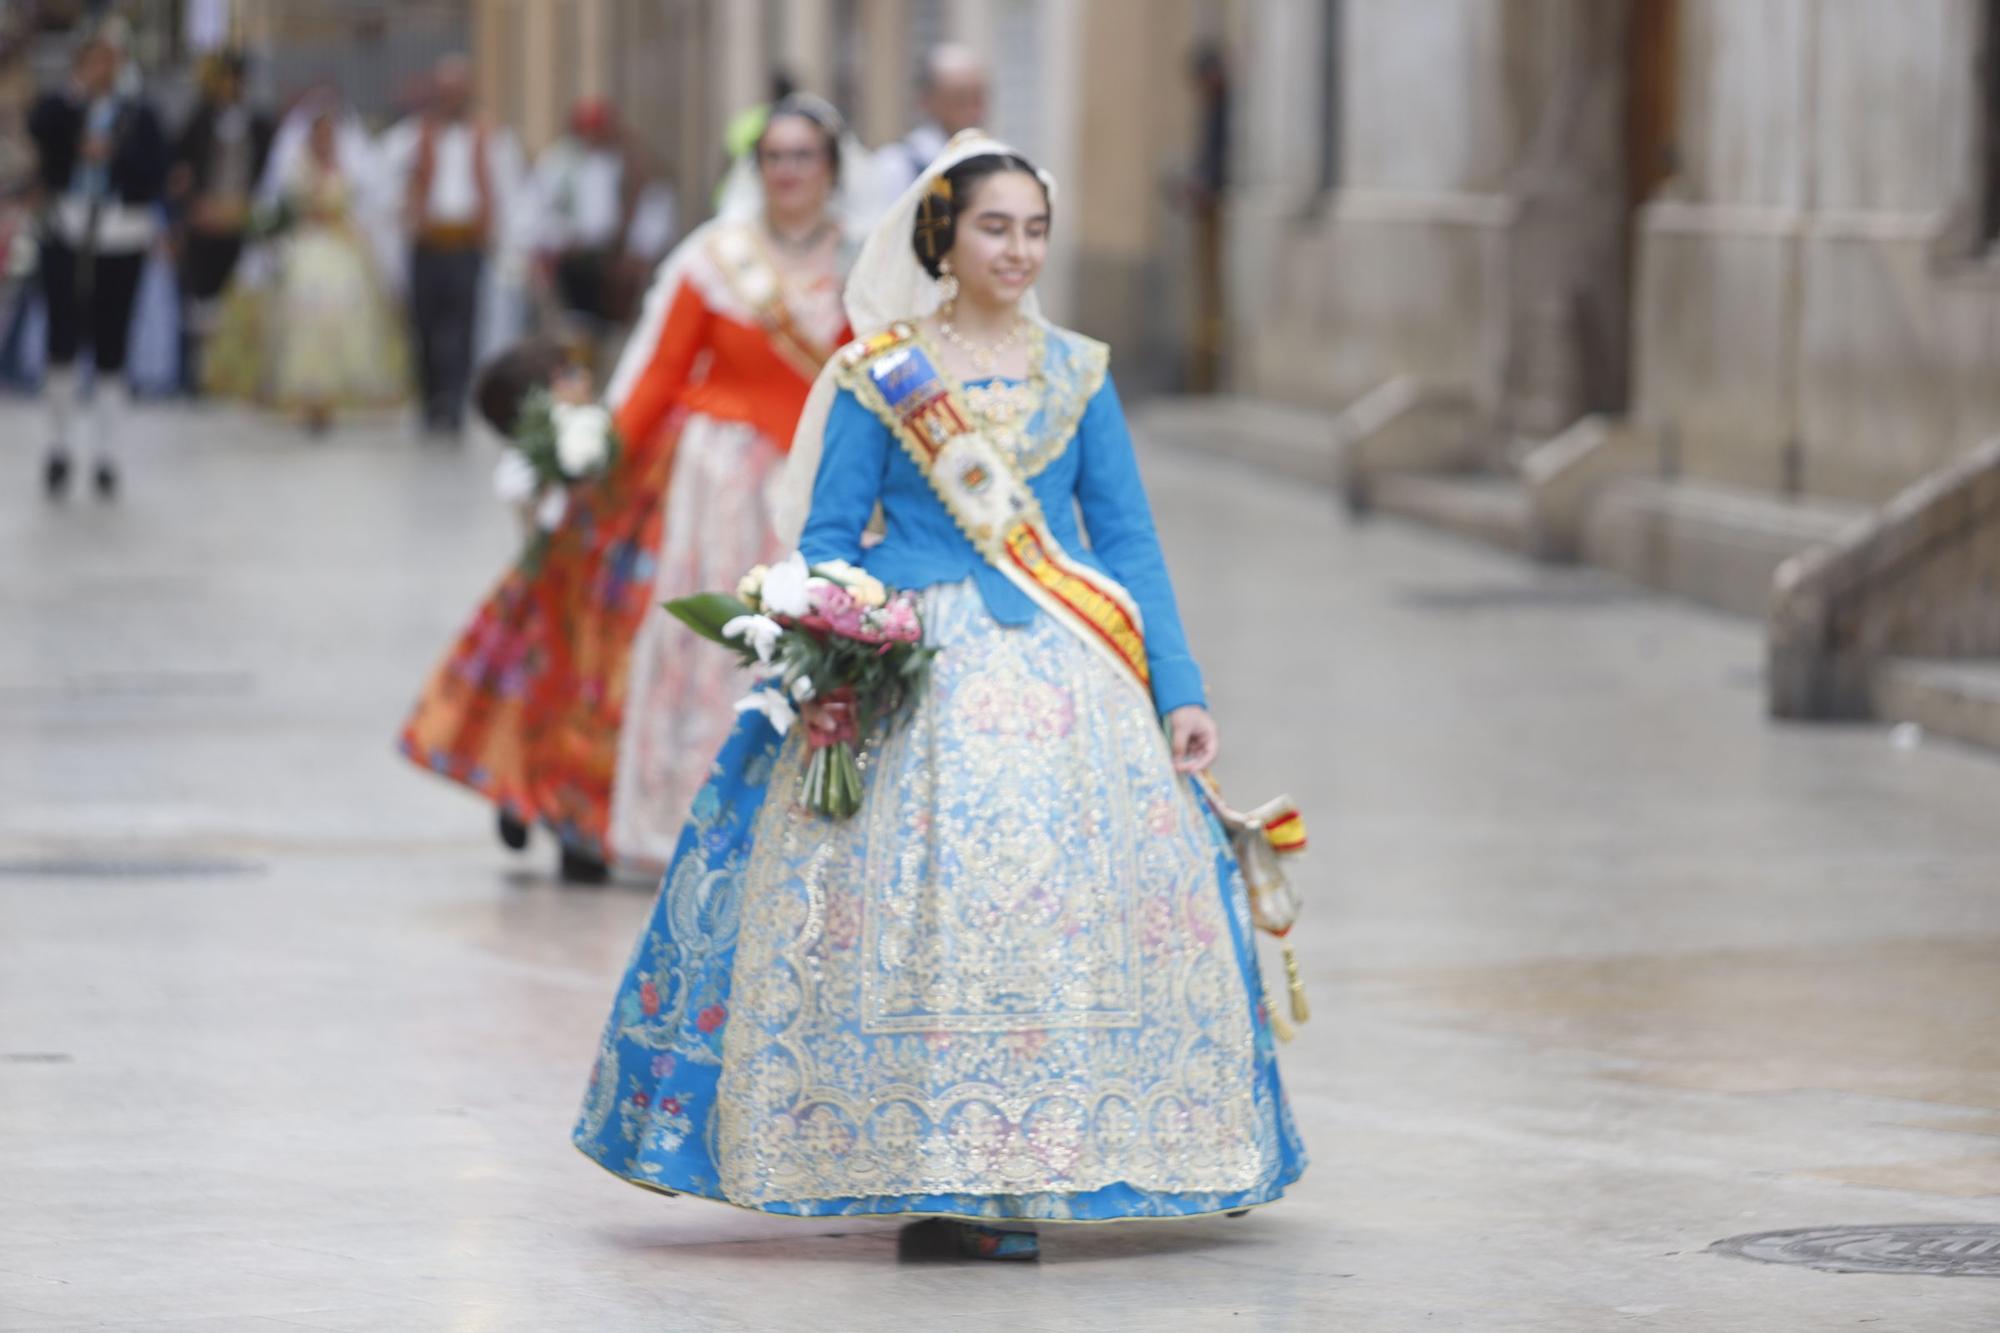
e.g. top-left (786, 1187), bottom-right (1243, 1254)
top-left (572, 133), bottom-right (1305, 1261)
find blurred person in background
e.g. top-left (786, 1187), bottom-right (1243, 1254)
top-left (250, 98), bottom-right (405, 433)
top-left (524, 98), bottom-right (675, 345)
top-left (400, 94), bottom-right (863, 883)
top-left (27, 20), bottom-right (168, 500)
top-left (872, 43), bottom-right (988, 199)
top-left (397, 334), bottom-right (602, 876)
top-left (168, 49), bottom-right (272, 398)
top-left (380, 53), bottom-right (524, 437)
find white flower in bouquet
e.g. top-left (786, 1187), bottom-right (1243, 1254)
top-left (734, 685), bottom-right (797, 735)
top-left (721, 613), bottom-right (785, 663)
top-left (551, 403), bottom-right (614, 477)
top-left (788, 674), bottom-right (816, 703)
top-left (758, 552), bottom-right (813, 617)
top-left (493, 450), bottom-right (538, 503)
top-left (737, 565), bottom-right (769, 604)
top-left (535, 486), bottom-right (570, 531)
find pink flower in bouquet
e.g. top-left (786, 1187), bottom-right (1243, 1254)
top-left (803, 582), bottom-right (868, 638)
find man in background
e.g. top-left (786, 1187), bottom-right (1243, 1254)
top-left (873, 44), bottom-right (988, 199)
top-left (28, 21), bottom-right (168, 499)
top-left (169, 49), bottom-right (273, 398)
top-left (380, 54), bottom-right (524, 436)
top-left (525, 98), bottom-right (674, 343)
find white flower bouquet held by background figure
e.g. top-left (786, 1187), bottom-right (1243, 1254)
top-left (666, 553), bottom-right (937, 818)
top-left (492, 390), bottom-right (621, 570)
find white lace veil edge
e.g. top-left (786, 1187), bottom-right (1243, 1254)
top-left (771, 132), bottom-right (1053, 549)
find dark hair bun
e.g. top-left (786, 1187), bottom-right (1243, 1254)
top-left (474, 337), bottom-right (584, 436)
top-left (910, 151), bottom-right (1051, 278)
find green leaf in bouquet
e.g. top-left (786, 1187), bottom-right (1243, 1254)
top-left (664, 592), bottom-right (758, 645)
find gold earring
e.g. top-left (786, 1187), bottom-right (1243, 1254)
top-left (935, 262), bottom-right (959, 304)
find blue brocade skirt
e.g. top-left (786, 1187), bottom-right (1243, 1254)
top-left (572, 580), bottom-right (1307, 1221)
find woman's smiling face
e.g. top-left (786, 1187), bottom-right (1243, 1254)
top-left (944, 170), bottom-right (1050, 308)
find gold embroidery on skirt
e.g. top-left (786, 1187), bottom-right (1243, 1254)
top-left (712, 581), bottom-right (1265, 1205)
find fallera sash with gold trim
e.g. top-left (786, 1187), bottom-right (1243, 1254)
top-left (840, 322), bottom-right (1313, 1030)
top-left (838, 322), bottom-right (1153, 699)
top-left (705, 224), bottom-right (835, 384)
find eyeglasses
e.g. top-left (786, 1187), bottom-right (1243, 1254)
top-left (758, 148), bottom-right (829, 169)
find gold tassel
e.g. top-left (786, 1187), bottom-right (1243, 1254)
top-left (1265, 979), bottom-right (1296, 1043)
top-left (1283, 944), bottom-right (1310, 1025)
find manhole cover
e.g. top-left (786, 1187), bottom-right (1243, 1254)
top-left (0, 857), bottom-right (263, 879)
top-left (1712, 1224), bottom-right (2000, 1277)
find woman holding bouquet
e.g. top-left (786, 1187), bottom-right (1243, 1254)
top-left (399, 95), bottom-right (862, 882)
top-left (573, 134), bottom-right (1306, 1257)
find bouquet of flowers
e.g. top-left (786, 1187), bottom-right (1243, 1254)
top-left (667, 553), bottom-right (935, 818)
top-left (493, 388), bottom-right (620, 568)
top-left (244, 195), bottom-right (295, 242)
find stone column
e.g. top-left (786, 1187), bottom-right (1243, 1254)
top-left (472, 0), bottom-right (509, 132)
top-left (948, 0), bottom-right (1000, 55)
top-left (577, 0), bottom-right (609, 101)
top-left (520, 0), bottom-right (559, 151)
top-left (718, 0), bottom-right (767, 123)
top-left (1036, 0), bottom-right (1086, 322)
top-left (1497, 0), bottom-right (1636, 444)
top-left (781, 0), bottom-right (835, 96)
top-left (856, 0), bottom-right (915, 147)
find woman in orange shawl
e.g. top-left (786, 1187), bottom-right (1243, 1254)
top-left (399, 96), bottom-right (855, 881)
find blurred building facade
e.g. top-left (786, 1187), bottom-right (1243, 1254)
top-left (1231, 0), bottom-right (2000, 503)
top-left (1217, 0), bottom-right (2000, 747)
top-left (459, 0), bottom-right (1227, 390)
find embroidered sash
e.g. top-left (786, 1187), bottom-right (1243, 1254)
top-left (705, 224), bottom-right (834, 383)
top-left (840, 323), bottom-right (1153, 699)
top-left (842, 322), bottom-right (1312, 984)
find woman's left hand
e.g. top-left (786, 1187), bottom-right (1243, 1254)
top-left (1167, 705), bottom-right (1219, 774)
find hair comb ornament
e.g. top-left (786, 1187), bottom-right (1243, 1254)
top-left (915, 178), bottom-right (954, 260)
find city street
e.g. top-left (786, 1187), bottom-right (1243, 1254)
top-left (2, 398), bottom-right (1998, 1331)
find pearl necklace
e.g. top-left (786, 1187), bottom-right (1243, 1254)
top-left (765, 217), bottom-right (834, 256)
top-left (937, 304), bottom-right (1024, 376)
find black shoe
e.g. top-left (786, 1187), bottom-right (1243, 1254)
top-left (496, 810), bottom-right (530, 851)
top-left (558, 844), bottom-right (609, 885)
top-left (92, 460), bottom-right (117, 500)
top-left (43, 450), bottom-right (71, 498)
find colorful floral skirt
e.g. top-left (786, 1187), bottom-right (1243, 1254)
top-left (400, 411), bottom-right (682, 856)
top-left (572, 580), bottom-right (1307, 1221)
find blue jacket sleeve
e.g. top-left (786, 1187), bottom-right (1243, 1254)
top-left (1074, 374), bottom-right (1207, 716)
top-left (798, 387), bottom-right (889, 566)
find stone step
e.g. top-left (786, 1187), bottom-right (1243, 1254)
top-left (1131, 395), bottom-right (1342, 488)
top-left (1580, 478), bottom-right (1868, 619)
top-left (1872, 658), bottom-right (2000, 753)
top-left (1368, 471), bottom-right (1534, 554)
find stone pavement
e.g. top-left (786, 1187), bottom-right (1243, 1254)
top-left (1, 399), bottom-right (1997, 1331)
